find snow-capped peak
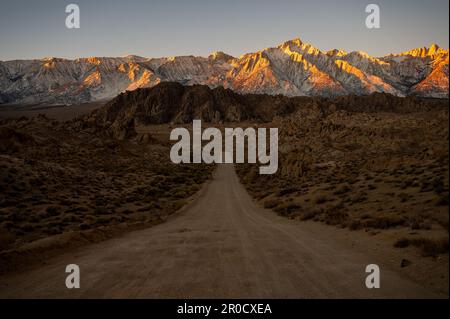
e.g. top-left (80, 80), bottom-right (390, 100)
top-left (0, 37), bottom-right (448, 105)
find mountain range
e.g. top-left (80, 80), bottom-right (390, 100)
top-left (0, 38), bottom-right (448, 105)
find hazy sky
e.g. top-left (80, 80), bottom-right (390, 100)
top-left (0, 0), bottom-right (448, 61)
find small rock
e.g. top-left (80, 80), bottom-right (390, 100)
top-left (401, 259), bottom-right (412, 268)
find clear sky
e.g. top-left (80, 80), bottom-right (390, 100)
top-left (0, 0), bottom-right (448, 61)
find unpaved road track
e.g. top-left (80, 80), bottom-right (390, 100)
top-left (0, 165), bottom-right (444, 298)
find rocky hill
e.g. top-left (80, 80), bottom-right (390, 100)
top-left (82, 82), bottom-right (448, 139)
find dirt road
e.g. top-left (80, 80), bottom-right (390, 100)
top-left (0, 165), bottom-right (444, 298)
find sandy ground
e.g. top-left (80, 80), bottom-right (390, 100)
top-left (0, 165), bottom-right (446, 298)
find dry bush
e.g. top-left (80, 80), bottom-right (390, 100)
top-left (394, 237), bottom-right (449, 257)
top-left (263, 198), bottom-right (282, 209)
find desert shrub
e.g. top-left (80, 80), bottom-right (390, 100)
top-left (348, 220), bottom-right (363, 230)
top-left (436, 193), bottom-right (449, 206)
top-left (66, 206), bottom-right (89, 213)
top-left (189, 184), bottom-right (200, 193)
top-left (137, 205), bottom-right (154, 212)
top-left (351, 192), bottom-right (367, 204)
top-left (37, 210), bottom-right (51, 220)
top-left (420, 181), bottom-right (432, 192)
top-left (398, 193), bottom-right (410, 203)
top-left (315, 195), bottom-right (328, 204)
top-left (298, 211), bottom-right (316, 221)
top-left (79, 223), bottom-right (91, 230)
top-left (8, 210), bottom-right (26, 222)
top-left (409, 216), bottom-right (432, 230)
top-left (94, 206), bottom-right (111, 215)
top-left (418, 239), bottom-right (449, 257)
top-left (323, 205), bottom-right (348, 225)
top-left (94, 216), bottom-right (111, 225)
top-left (124, 195), bottom-right (140, 203)
top-left (274, 203), bottom-right (301, 217)
top-left (363, 216), bottom-right (406, 229)
top-left (333, 185), bottom-right (351, 195)
top-left (172, 189), bottom-right (187, 199)
top-left (401, 180), bottom-right (413, 189)
top-left (394, 237), bottom-right (449, 257)
top-left (121, 209), bottom-right (134, 215)
top-left (46, 206), bottom-right (61, 216)
top-left (263, 198), bottom-right (282, 209)
top-left (43, 226), bottom-right (62, 235)
top-left (62, 214), bottom-right (80, 223)
top-left (394, 238), bottom-right (410, 248)
top-left (59, 199), bottom-right (75, 206)
top-left (432, 179), bottom-right (445, 194)
top-left (16, 203), bottom-right (27, 209)
top-left (20, 223), bottom-right (35, 232)
top-left (0, 199), bottom-right (18, 208)
top-left (277, 187), bottom-right (298, 196)
top-left (171, 200), bottom-right (185, 212)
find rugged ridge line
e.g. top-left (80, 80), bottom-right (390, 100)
top-left (0, 38), bottom-right (448, 105)
top-left (82, 82), bottom-right (448, 139)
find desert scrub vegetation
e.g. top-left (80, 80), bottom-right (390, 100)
top-left (236, 159), bottom-right (448, 257)
top-left (0, 117), bottom-right (214, 253)
top-left (236, 104), bottom-right (449, 257)
top-left (394, 237), bottom-right (449, 257)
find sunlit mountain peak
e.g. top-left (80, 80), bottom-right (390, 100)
top-left (326, 49), bottom-right (348, 57)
